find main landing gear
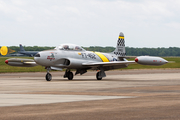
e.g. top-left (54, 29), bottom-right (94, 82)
top-left (96, 69), bottom-right (106, 80)
top-left (96, 72), bottom-right (102, 80)
top-left (64, 69), bottom-right (74, 80)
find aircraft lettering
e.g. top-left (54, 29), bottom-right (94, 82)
top-left (47, 53), bottom-right (55, 61)
top-left (153, 60), bottom-right (157, 62)
top-left (47, 56), bottom-right (55, 61)
top-left (81, 53), bottom-right (96, 59)
top-left (118, 48), bottom-right (123, 52)
top-left (87, 53), bottom-right (96, 59)
top-left (81, 53), bottom-right (87, 58)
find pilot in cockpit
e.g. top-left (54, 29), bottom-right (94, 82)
top-left (63, 45), bottom-right (69, 50)
top-left (75, 46), bottom-right (81, 50)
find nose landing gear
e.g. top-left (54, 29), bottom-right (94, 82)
top-left (45, 67), bottom-right (52, 81)
top-left (46, 73), bottom-right (52, 81)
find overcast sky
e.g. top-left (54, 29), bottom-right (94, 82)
top-left (0, 0), bottom-right (180, 48)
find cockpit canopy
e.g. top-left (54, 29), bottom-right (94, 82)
top-left (55, 44), bottom-right (85, 51)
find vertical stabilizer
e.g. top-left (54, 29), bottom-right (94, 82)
top-left (113, 32), bottom-right (126, 57)
top-left (19, 44), bottom-right (25, 51)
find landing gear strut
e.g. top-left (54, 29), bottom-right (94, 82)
top-left (45, 67), bottom-right (52, 81)
top-left (64, 69), bottom-right (74, 80)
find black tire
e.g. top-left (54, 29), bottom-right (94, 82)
top-left (46, 73), bottom-right (52, 81)
top-left (68, 72), bottom-right (73, 80)
top-left (96, 72), bottom-right (102, 80)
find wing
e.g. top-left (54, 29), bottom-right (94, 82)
top-left (82, 61), bottom-right (135, 67)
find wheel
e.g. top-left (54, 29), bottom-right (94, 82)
top-left (46, 73), bottom-right (52, 81)
top-left (96, 72), bottom-right (102, 80)
top-left (68, 72), bottom-right (73, 80)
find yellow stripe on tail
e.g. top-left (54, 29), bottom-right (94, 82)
top-left (118, 36), bottom-right (124, 39)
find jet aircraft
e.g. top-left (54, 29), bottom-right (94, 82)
top-left (18, 44), bottom-right (39, 57)
top-left (4, 32), bottom-right (168, 81)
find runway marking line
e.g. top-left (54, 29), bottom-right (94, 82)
top-left (0, 94), bottom-right (136, 107)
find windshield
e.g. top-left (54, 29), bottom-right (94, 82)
top-left (55, 44), bottom-right (85, 51)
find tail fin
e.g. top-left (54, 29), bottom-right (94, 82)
top-left (113, 32), bottom-right (126, 57)
top-left (19, 44), bottom-right (25, 51)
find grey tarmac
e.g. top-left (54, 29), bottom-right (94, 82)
top-left (0, 69), bottom-right (180, 120)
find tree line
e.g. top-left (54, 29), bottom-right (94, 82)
top-left (84, 46), bottom-right (180, 56)
top-left (1, 46), bottom-right (180, 57)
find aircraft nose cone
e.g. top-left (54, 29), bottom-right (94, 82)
top-left (34, 53), bottom-right (41, 64)
top-left (135, 58), bottom-right (138, 62)
top-left (34, 56), bottom-right (38, 63)
top-left (5, 60), bottom-right (8, 64)
top-left (165, 60), bottom-right (168, 63)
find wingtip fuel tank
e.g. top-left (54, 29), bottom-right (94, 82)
top-left (5, 58), bottom-right (37, 67)
top-left (135, 56), bottom-right (168, 66)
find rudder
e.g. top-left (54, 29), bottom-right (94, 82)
top-left (19, 44), bottom-right (25, 51)
top-left (113, 32), bottom-right (126, 57)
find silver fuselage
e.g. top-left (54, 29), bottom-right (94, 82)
top-left (34, 49), bottom-right (125, 70)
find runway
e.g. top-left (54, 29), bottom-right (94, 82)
top-left (0, 94), bottom-right (135, 107)
top-left (0, 69), bottom-right (180, 120)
